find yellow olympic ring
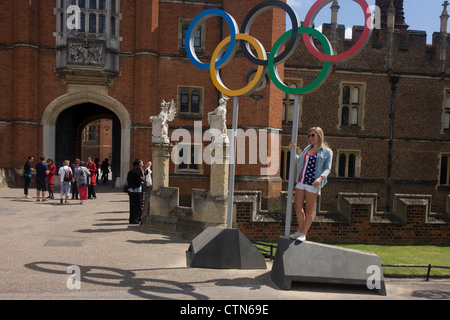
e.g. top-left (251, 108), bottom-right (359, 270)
top-left (210, 33), bottom-right (266, 97)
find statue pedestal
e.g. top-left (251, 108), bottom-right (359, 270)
top-left (151, 143), bottom-right (171, 191)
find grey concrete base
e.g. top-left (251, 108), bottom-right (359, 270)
top-left (271, 237), bottom-right (387, 295)
top-left (186, 227), bottom-right (267, 269)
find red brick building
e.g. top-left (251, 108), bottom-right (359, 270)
top-left (0, 0), bottom-right (284, 201)
top-left (0, 0), bottom-right (449, 243)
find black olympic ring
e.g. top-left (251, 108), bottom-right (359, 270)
top-left (240, 0), bottom-right (300, 66)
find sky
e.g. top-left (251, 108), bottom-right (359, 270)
top-left (286, 0), bottom-right (448, 44)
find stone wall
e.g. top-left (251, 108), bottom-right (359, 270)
top-left (236, 192), bottom-right (450, 245)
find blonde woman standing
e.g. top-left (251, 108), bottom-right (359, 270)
top-left (58, 160), bottom-right (73, 204)
top-left (288, 127), bottom-right (333, 242)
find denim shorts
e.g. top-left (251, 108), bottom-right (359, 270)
top-left (295, 182), bottom-right (320, 195)
top-left (60, 181), bottom-right (71, 196)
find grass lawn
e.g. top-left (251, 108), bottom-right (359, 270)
top-left (253, 242), bottom-right (450, 278)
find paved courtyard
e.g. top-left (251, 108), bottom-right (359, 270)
top-left (0, 185), bottom-right (448, 302)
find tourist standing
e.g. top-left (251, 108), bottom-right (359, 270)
top-left (58, 160), bottom-right (73, 204)
top-left (126, 159), bottom-right (151, 224)
top-left (75, 161), bottom-right (90, 205)
top-left (87, 156), bottom-right (97, 199)
top-left (71, 158), bottom-right (80, 200)
top-left (23, 156), bottom-right (35, 199)
top-left (288, 127), bottom-right (333, 242)
top-left (35, 156), bottom-right (49, 202)
top-left (101, 158), bottom-right (110, 183)
top-left (46, 159), bottom-right (56, 199)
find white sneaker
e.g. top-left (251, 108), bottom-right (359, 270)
top-left (296, 233), bottom-right (306, 242)
top-left (290, 231), bottom-right (301, 240)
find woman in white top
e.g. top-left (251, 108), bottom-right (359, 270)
top-left (58, 160), bottom-right (73, 204)
top-left (288, 127), bottom-right (333, 242)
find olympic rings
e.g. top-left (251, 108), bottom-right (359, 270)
top-left (185, 0), bottom-right (373, 96)
top-left (303, 0), bottom-right (373, 62)
top-left (269, 27), bottom-right (333, 95)
top-left (210, 34), bottom-right (267, 97)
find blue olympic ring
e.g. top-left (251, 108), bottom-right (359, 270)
top-left (185, 8), bottom-right (238, 71)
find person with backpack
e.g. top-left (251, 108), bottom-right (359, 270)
top-left (58, 160), bottom-right (73, 204)
top-left (74, 161), bottom-right (90, 205)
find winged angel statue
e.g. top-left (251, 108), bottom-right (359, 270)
top-left (150, 99), bottom-right (177, 144)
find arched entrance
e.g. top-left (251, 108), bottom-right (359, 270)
top-left (55, 103), bottom-right (120, 184)
top-left (43, 90), bottom-right (131, 187)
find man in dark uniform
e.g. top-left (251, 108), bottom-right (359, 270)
top-left (126, 159), bottom-right (146, 224)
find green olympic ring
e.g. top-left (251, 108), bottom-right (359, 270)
top-left (268, 27), bottom-right (333, 95)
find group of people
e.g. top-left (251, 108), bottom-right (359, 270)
top-left (23, 154), bottom-right (153, 225)
top-left (22, 126), bottom-right (332, 235)
top-left (23, 156), bottom-right (102, 205)
top-left (126, 159), bottom-right (152, 224)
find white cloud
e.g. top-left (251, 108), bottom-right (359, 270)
top-left (345, 27), bottom-right (353, 39)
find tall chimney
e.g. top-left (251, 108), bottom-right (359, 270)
top-left (376, 0), bottom-right (408, 30)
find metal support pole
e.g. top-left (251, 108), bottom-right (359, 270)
top-left (227, 96), bottom-right (239, 229)
top-left (284, 95), bottom-right (301, 238)
top-left (387, 76), bottom-right (399, 212)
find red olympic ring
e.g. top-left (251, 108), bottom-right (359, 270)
top-left (303, 0), bottom-right (373, 62)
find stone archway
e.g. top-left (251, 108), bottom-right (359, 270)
top-left (43, 88), bottom-right (131, 187)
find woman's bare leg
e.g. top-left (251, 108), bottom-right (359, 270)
top-left (300, 191), bottom-right (318, 236)
top-left (294, 188), bottom-right (306, 232)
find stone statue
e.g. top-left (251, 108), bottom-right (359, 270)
top-left (150, 99), bottom-right (177, 144)
top-left (208, 94), bottom-right (229, 144)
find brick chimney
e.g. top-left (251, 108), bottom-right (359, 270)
top-left (376, 0), bottom-right (409, 30)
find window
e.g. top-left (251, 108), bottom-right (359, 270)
top-left (55, 0), bottom-right (121, 79)
top-left (82, 124), bottom-right (98, 142)
top-left (178, 87), bottom-right (203, 116)
top-left (174, 144), bottom-right (203, 173)
top-left (339, 83), bottom-right (365, 128)
top-left (440, 154), bottom-right (450, 185)
top-left (443, 91), bottom-right (450, 131)
top-left (88, 125), bottom-right (97, 141)
top-left (337, 150), bottom-right (361, 178)
top-left (282, 79), bottom-right (302, 123)
top-left (56, 0), bottom-right (121, 42)
top-left (179, 19), bottom-right (204, 51)
top-left (280, 146), bottom-right (300, 181)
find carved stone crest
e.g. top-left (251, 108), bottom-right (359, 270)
top-left (69, 42), bottom-right (104, 65)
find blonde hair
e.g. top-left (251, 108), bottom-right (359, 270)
top-left (308, 127), bottom-right (329, 149)
top-left (62, 160), bottom-right (70, 166)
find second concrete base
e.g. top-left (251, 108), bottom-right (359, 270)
top-left (271, 237), bottom-right (387, 295)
